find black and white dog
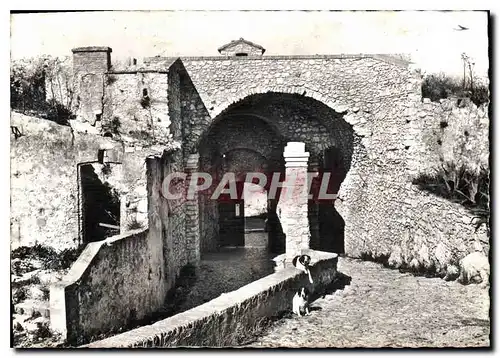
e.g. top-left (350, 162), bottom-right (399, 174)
top-left (292, 287), bottom-right (311, 317)
top-left (292, 254), bottom-right (313, 284)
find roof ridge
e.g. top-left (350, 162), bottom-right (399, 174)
top-left (217, 37), bottom-right (265, 52)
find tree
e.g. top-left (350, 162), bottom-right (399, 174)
top-left (10, 56), bottom-right (74, 124)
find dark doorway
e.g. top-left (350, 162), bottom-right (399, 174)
top-left (218, 200), bottom-right (245, 247)
top-left (217, 181), bottom-right (245, 247)
top-left (80, 164), bottom-right (120, 243)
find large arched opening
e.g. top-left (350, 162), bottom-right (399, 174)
top-left (194, 91), bottom-right (354, 257)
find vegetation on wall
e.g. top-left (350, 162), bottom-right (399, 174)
top-left (102, 116), bottom-right (122, 136)
top-left (421, 74), bottom-right (489, 107)
top-left (11, 244), bottom-right (85, 272)
top-left (421, 54), bottom-right (489, 107)
top-left (412, 163), bottom-right (489, 230)
top-left (10, 56), bottom-right (75, 125)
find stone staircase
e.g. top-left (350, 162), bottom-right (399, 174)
top-left (11, 258), bottom-right (67, 347)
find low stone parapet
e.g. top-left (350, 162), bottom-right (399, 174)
top-left (82, 250), bottom-right (338, 348)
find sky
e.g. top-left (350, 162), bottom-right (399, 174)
top-left (10, 10), bottom-right (489, 78)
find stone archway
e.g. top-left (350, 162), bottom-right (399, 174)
top-left (192, 91), bottom-right (355, 258)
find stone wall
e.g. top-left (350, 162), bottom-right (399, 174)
top-left (10, 112), bottom-right (163, 251)
top-left (104, 71), bottom-right (172, 146)
top-left (50, 228), bottom-right (167, 346)
top-left (146, 152), bottom-right (192, 286)
top-left (335, 94), bottom-right (490, 275)
top-left (404, 97), bottom-right (489, 176)
top-left (180, 55), bottom-right (488, 274)
top-left (10, 112), bottom-right (123, 250)
top-left (83, 250), bottom-right (338, 348)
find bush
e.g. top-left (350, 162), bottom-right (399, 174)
top-left (421, 73), bottom-right (489, 106)
top-left (11, 56), bottom-right (74, 125)
top-left (412, 162), bottom-right (490, 230)
top-left (11, 244), bottom-right (84, 271)
top-left (126, 217), bottom-right (144, 231)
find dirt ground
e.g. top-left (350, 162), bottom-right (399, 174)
top-left (246, 257), bottom-right (490, 348)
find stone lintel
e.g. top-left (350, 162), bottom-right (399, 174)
top-left (72, 46), bottom-right (112, 53)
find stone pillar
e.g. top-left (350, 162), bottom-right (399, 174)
top-left (185, 153), bottom-right (200, 264)
top-left (308, 158), bottom-right (321, 250)
top-left (277, 142), bottom-right (310, 261)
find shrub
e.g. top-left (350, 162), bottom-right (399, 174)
top-left (11, 244), bottom-right (84, 271)
top-left (421, 73), bottom-right (463, 102)
top-left (412, 162), bottom-right (490, 230)
top-left (10, 56), bottom-right (74, 125)
top-left (421, 73), bottom-right (489, 106)
top-left (126, 218), bottom-right (144, 231)
top-left (102, 116), bottom-right (121, 136)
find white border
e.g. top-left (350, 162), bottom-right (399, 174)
top-left (3, 1), bottom-right (497, 357)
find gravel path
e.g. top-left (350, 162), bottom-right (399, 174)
top-left (247, 257), bottom-right (490, 348)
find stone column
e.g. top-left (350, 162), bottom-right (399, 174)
top-left (277, 142), bottom-right (310, 261)
top-left (185, 153), bottom-right (200, 264)
top-left (308, 158), bottom-right (321, 250)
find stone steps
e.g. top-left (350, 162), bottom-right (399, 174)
top-left (15, 299), bottom-right (51, 318)
top-left (11, 270), bottom-right (41, 289)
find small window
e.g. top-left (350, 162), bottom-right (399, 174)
top-left (235, 53), bottom-right (248, 57)
top-left (143, 88), bottom-right (148, 97)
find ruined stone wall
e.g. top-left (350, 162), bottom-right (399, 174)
top-left (72, 49), bottom-right (111, 126)
top-left (104, 71), bottom-right (172, 146)
top-left (10, 112), bottom-right (161, 251)
top-left (10, 112), bottom-right (123, 250)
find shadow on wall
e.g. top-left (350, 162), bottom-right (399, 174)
top-left (317, 204), bottom-right (345, 254)
top-left (314, 143), bottom-right (353, 255)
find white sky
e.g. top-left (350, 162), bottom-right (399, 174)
top-left (10, 10), bottom-right (489, 78)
